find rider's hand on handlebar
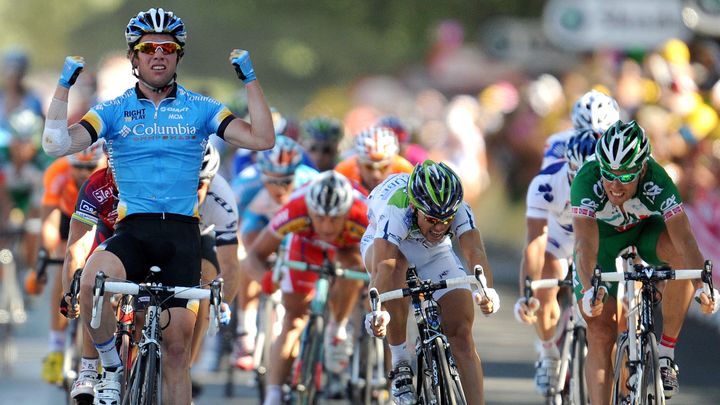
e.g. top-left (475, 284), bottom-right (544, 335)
top-left (513, 297), bottom-right (540, 324)
top-left (694, 288), bottom-right (720, 314)
top-left (59, 293), bottom-right (80, 319)
top-left (473, 287), bottom-right (500, 315)
top-left (581, 286), bottom-right (607, 317)
top-left (364, 310), bottom-right (390, 338)
top-left (219, 302), bottom-right (232, 325)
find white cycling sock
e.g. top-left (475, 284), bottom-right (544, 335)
top-left (537, 338), bottom-right (560, 359)
top-left (49, 330), bottom-right (65, 352)
top-left (390, 342), bottom-right (411, 367)
top-left (94, 335), bottom-right (122, 370)
top-left (263, 384), bottom-right (282, 405)
top-left (79, 357), bottom-right (99, 378)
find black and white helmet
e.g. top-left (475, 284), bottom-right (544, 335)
top-left (199, 143), bottom-right (220, 180)
top-left (305, 171), bottom-right (354, 216)
top-left (125, 8), bottom-right (187, 48)
top-left (571, 90), bottom-right (620, 133)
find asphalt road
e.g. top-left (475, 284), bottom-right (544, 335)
top-left (1, 243), bottom-right (719, 404)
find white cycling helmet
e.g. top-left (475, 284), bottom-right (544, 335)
top-left (125, 8), bottom-right (187, 48)
top-left (305, 170), bottom-right (354, 216)
top-left (571, 90), bottom-right (620, 133)
top-left (199, 143), bottom-right (220, 180)
top-left (354, 126), bottom-right (399, 163)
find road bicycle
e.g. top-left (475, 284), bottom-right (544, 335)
top-left (523, 274), bottom-right (588, 405)
top-left (590, 252), bottom-right (714, 405)
top-left (90, 266), bottom-right (224, 405)
top-left (59, 268), bottom-right (88, 404)
top-left (369, 264), bottom-right (487, 405)
top-left (347, 285), bottom-right (388, 405)
top-left (284, 250), bottom-right (370, 405)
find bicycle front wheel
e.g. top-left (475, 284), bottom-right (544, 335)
top-left (611, 333), bottom-right (631, 405)
top-left (568, 326), bottom-right (588, 405)
top-left (126, 343), bottom-right (161, 405)
top-left (433, 337), bottom-right (467, 405)
top-left (292, 315), bottom-right (324, 405)
top-left (639, 333), bottom-right (664, 405)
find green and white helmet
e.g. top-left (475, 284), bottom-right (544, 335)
top-left (407, 160), bottom-right (463, 219)
top-left (595, 120), bottom-right (651, 171)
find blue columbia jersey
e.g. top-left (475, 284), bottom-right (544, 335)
top-left (79, 84), bottom-right (235, 220)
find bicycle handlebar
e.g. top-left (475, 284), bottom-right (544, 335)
top-left (90, 271), bottom-right (224, 336)
top-left (284, 259), bottom-right (370, 282)
top-left (372, 265), bottom-right (486, 304)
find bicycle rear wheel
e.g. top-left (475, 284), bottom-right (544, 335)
top-left (568, 327), bottom-right (588, 405)
top-left (291, 315), bottom-right (324, 405)
top-left (255, 294), bottom-right (276, 402)
top-left (433, 337), bottom-right (467, 405)
top-left (639, 333), bottom-right (664, 405)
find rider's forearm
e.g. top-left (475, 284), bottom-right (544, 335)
top-left (240, 252), bottom-right (266, 284)
top-left (42, 85), bottom-right (92, 157)
top-left (245, 81), bottom-right (274, 148)
top-left (520, 238), bottom-right (546, 295)
top-left (459, 229), bottom-right (494, 287)
top-left (217, 244), bottom-right (241, 302)
top-left (574, 237), bottom-right (597, 290)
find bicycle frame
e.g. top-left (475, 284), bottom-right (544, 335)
top-left (592, 255), bottom-right (714, 405)
top-left (370, 265), bottom-right (486, 405)
top-left (90, 268), bottom-right (223, 405)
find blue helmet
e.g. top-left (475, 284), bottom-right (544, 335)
top-left (125, 8), bottom-right (187, 48)
top-left (564, 129), bottom-right (598, 176)
top-left (256, 135), bottom-right (304, 176)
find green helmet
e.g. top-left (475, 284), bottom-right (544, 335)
top-left (300, 116), bottom-right (343, 143)
top-left (595, 120), bottom-right (651, 171)
top-left (407, 160), bottom-right (464, 219)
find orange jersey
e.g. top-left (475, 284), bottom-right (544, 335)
top-left (335, 155), bottom-right (414, 187)
top-left (42, 158), bottom-right (104, 216)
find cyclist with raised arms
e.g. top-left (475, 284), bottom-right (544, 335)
top-left (571, 120), bottom-right (720, 404)
top-left (335, 125), bottom-right (413, 193)
top-left (515, 129), bottom-right (597, 396)
top-left (41, 7), bottom-right (274, 405)
top-left (363, 160), bottom-right (499, 405)
top-left (240, 170), bottom-right (368, 405)
top-left (62, 143), bottom-right (240, 402)
top-left (230, 135), bottom-right (317, 370)
top-left (542, 89), bottom-right (620, 169)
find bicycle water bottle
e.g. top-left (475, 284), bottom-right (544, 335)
top-left (422, 299), bottom-right (441, 330)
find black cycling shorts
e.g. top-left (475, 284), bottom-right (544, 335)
top-left (200, 233), bottom-right (220, 277)
top-left (60, 212), bottom-right (71, 240)
top-left (98, 213), bottom-right (201, 308)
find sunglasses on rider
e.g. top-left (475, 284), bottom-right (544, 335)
top-left (261, 174), bottom-right (294, 187)
top-left (308, 144), bottom-right (335, 155)
top-left (133, 41), bottom-right (183, 55)
top-left (360, 160), bottom-right (392, 172)
top-left (600, 167), bottom-right (642, 184)
top-left (71, 163), bottom-right (98, 171)
top-left (419, 210), bottom-right (455, 226)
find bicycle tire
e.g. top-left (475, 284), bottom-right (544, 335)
top-left (139, 342), bottom-right (161, 405)
top-left (117, 331), bottom-right (133, 399)
top-left (611, 333), bottom-right (631, 405)
top-left (639, 333), bottom-right (664, 405)
top-left (568, 326), bottom-right (588, 405)
top-left (62, 319), bottom-right (83, 404)
top-left (292, 315), bottom-right (324, 405)
top-left (417, 342), bottom-right (441, 404)
top-left (433, 337), bottom-right (467, 405)
top-left (123, 345), bottom-right (146, 405)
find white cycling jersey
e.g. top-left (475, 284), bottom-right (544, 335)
top-left (541, 128), bottom-right (575, 169)
top-left (361, 173), bottom-right (477, 300)
top-left (199, 174), bottom-right (239, 246)
top-left (525, 161), bottom-right (573, 263)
